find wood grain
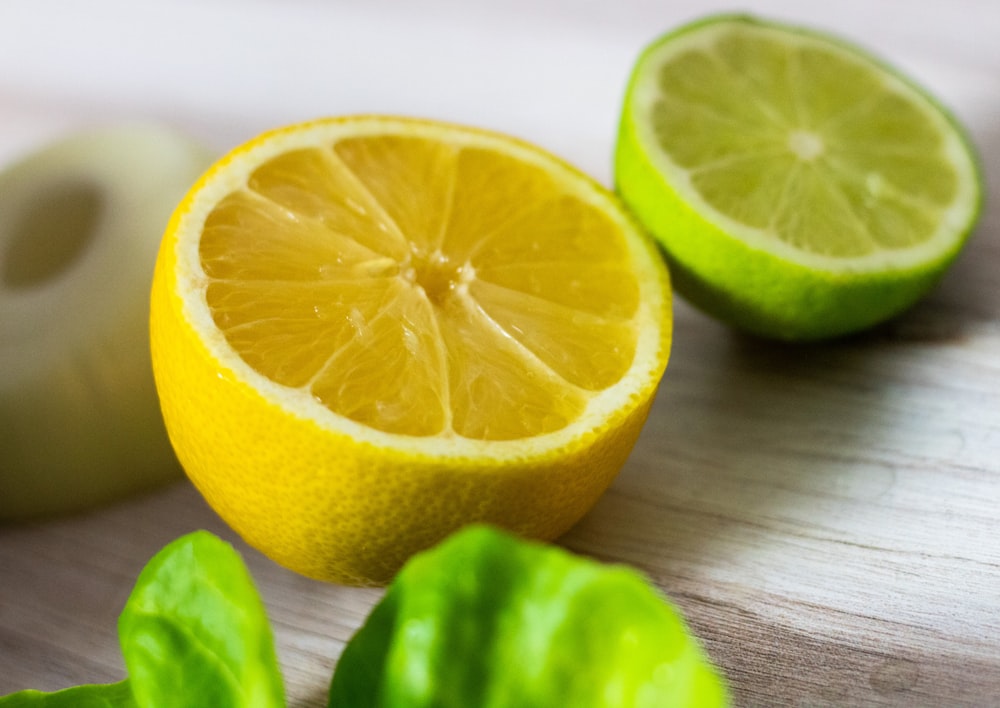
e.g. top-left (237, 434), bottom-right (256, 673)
top-left (2, 1), bottom-right (999, 706)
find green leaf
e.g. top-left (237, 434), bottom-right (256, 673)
top-left (117, 531), bottom-right (285, 708)
top-left (0, 680), bottom-right (136, 707)
top-left (328, 525), bottom-right (728, 708)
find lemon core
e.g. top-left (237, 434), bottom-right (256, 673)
top-left (403, 247), bottom-right (473, 306)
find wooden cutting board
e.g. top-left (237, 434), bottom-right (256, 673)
top-left (2, 1), bottom-right (998, 705)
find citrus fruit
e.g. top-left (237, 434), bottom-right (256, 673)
top-left (0, 124), bottom-right (212, 520)
top-left (615, 14), bottom-right (983, 340)
top-left (329, 525), bottom-right (728, 707)
top-left (150, 115), bottom-right (672, 585)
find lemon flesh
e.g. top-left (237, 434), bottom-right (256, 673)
top-left (616, 14), bottom-right (982, 340)
top-left (151, 116), bottom-right (672, 584)
top-left (202, 137), bottom-right (641, 441)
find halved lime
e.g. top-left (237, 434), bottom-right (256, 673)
top-left (615, 14), bottom-right (983, 340)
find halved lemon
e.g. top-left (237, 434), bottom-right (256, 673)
top-left (150, 116), bottom-right (672, 585)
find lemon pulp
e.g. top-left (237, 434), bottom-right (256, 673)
top-left (200, 136), bottom-right (641, 441)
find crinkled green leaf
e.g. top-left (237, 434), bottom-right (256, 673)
top-left (328, 525), bottom-right (728, 707)
top-left (0, 680), bottom-right (136, 707)
top-left (117, 531), bottom-right (285, 708)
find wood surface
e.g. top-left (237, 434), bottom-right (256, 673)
top-left (1, 1), bottom-right (999, 706)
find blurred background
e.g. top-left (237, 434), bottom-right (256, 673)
top-left (1, 0), bottom-right (997, 184)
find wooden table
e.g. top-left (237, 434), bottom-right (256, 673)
top-left (2, 1), bottom-right (998, 705)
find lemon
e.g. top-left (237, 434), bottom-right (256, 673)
top-left (0, 124), bottom-right (212, 519)
top-left (615, 14), bottom-right (983, 340)
top-left (150, 115), bottom-right (672, 585)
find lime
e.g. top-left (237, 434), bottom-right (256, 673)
top-left (615, 14), bottom-right (983, 340)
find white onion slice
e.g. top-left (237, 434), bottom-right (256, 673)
top-left (0, 124), bottom-right (213, 519)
